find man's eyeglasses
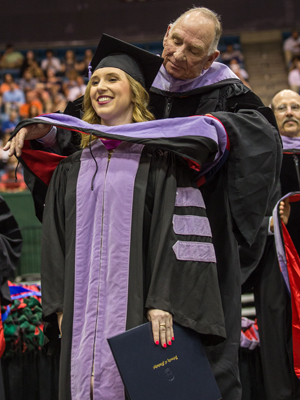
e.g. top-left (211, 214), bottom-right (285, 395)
top-left (274, 104), bottom-right (300, 113)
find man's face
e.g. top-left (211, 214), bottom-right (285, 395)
top-left (162, 12), bottom-right (219, 80)
top-left (273, 90), bottom-right (300, 137)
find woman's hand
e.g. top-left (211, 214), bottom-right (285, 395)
top-left (147, 309), bottom-right (174, 348)
top-left (3, 124), bottom-right (52, 157)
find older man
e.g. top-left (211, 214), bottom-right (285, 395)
top-left (148, 11), bottom-right (280, 400)
top-left (272, 89), bottom-right (300, 252)
top-left (5, 8), bottom-right (281, 400)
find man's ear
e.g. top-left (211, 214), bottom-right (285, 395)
top-left (203, 50), bottom-right (220, 70)
top-left (163, 24), bottom-right (172, 45)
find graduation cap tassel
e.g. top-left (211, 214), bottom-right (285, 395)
top-left (88, 62), bottom-right (92, 80)
top-left (89, 134), bottom-right (98, 191)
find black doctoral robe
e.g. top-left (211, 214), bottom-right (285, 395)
top-left (36, 116), bottom-right (227, 400)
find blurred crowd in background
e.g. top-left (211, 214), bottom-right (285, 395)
top-left (0, 45), bottom-right (94, 192)
top-left (2, 30), bottom-right (300, 193)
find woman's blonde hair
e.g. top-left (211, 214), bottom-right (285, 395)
top-left (81, 71), bottom-right (154, 148)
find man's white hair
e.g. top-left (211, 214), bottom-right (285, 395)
top-left (170, 7), bottom-right (222, 55)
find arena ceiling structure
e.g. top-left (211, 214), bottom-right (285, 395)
top-left (0, 0), bottom-right (299, 47)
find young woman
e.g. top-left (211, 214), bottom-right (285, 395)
top-left (9, 35), bottom-right (227, 400)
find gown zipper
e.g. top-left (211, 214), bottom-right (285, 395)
top-left (164, 97), bottom-right (173, 118)
top-left (91, 149), bottom-right (113, 377)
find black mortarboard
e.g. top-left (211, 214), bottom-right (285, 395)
top-left (87, 34), bottom-right (163, 90)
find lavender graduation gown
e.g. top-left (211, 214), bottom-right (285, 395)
top-left (37, 114), bottom-right (228, 400)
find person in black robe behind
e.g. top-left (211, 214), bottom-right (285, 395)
top-left (241, 89), bottom-right (300, 400)
top-left (257, 90), bottom-right (300, 400)
top-left (0, 195), bottom-right (23, 400)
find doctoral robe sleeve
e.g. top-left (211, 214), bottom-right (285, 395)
top-left (10, 119), bottom-right (80, 222)
top-left (41, 161), bottom-right (67, 322)
top-left (211, 109), bottom-right (282, 247)
top-left (144, 152), bottom-right (226, 345)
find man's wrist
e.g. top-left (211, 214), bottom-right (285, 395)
top-left (36, 126), bottom-right (57, 147)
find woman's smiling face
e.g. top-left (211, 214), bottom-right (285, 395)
top-left (90, 67), bottom-right (134, 126)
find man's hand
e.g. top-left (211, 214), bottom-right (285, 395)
top-left (57, 311), bottom-right (63, 337)
top-left (279, 198), bottom-right (290, 225)
top-left (3, 124), bottom-right (52, 157)
top-left (269, 199), bottom-right (291, 232)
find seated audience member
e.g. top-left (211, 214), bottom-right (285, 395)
top-left (19, 91), bottom-right (43, 120)
top-left (0, 157), bottom-right (27, 193)
top-left (1, 110), bottom-right (19, 135)
top-left (67, 75), bottom-right (86, 101)
top-left (35, 82), bottom-right (51, 108)
top-left (41, 50), bottom-right (61, 75)
top-left (62, 68), bottom-right (78, 86)
top-left (283, 29), bottom-right (300, 67)
top-left (28, 104), bottom-right (41, 118)
top-left (0, 74), bottom-right (18, 95)
top-left (60, 50), bottom-right (78, 75)
top-left (0, 44), bottom-right (24, 69)
top-left (290, 55), bottom-right (300, 73)
top-left (62, 69), bottom-right (80, 98)
top-left (18, 69), bottom-right (38, 93)
top-left (45, 77), bottom-right (65, 106)
top-left (76, 48), bottom-right (93, 74)
top-left (44, 68), bottom-right (62, 92)
top-left (220, 44), bottom-right (244, 65)
top-left (2, 82), bottom-right (25, 114)
top-left (288, 59), bottom-right (300, 93)
top-left (20, 50), bottom-right (42, 77)
top-left (229, 59), bottom-right (250, 88)
top-left (50, 92), bottom-right (67, 112)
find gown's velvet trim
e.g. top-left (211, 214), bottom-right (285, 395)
top-left (175, 187), bottom-right (206, 208)
top-left (172, 215), bottom-right (212, 237)
top-left (172, 241), bottom-right (216, 263)
top-left (12, 113), bottom-right (227, 172)
top-left (71, 140), bottom-right (144, 400)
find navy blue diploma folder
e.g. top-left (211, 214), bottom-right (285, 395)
top-left (107, 322), bottom-right (222, 400)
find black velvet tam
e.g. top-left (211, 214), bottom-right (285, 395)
top-left (87, 34), bottom-right (163, 89)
